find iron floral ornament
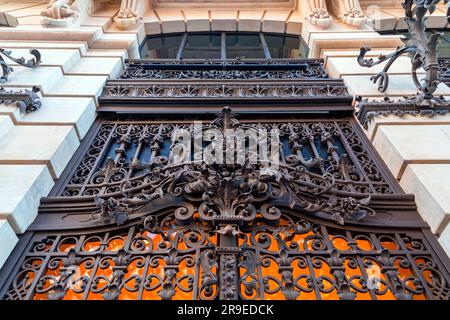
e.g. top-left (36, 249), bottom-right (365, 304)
top-left (358, 0), bottom-right (449, 107)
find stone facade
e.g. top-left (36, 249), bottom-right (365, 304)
top-left (0, 0), bottom-right (449, 270)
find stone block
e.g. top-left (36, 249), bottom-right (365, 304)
top-left (4, 3), bottom-right (46, 17)
top-left (308, 32), bottom-right (403, 59)
top-left (90, 32), bottom-right (139, 59)
top-left (83, 49), bottom-right (128, 60)
top-left (238, 11), bottom-right (263, 32)
top-left (327, 56), bottom-right (423, 79)
top-left (82, 16), bottom-right (113, 28)
top-left (400, 164), bottom-right (450, 234)
top-left (67, 57), bottom-right (122, 78)
top-left (6, 48), bottom-right (81, 73)
top-left (46, 75), bottom-right (107, 99)
top-left (286, 12), bottom-right (302, 35)
top-left (365, 113), bottom-right (450, 141)
top-left (262, 11), bottom-right (290, 33)
top-left (0, 219), bottom-right (18, 269)
top-left (1, 66), bottom-right (62, 93)
top-left (343, 74), bottom-right (450, 97)
top-left (18, 97), bottom-right (96, 139)
top-left (0, 40), bottom-right (89, 56)
top-left (0, 115), bottom-right (13, 140)
top-left (439, 222), bottom-right (450, 258)
top-left (0, 3), bottom-right (39, 12)
top-left (366, 9), bottom-right (397, 31)
top-left (0, 26), bottom-right (102, 45)
top-left (0, 103), bottom-right (21, 123)
top-left (211, 11), bottom-right (237, 31)
top-left (16, 16), bottom-right (42, 25)
top-left (143, 11), bottom-right (161, 35)
top-left (0, 165), bottom-right (53, 234)
top-left (156, 10), bottom-right (186, 33)
top-left (0, 125), bottom-right (80, 179)
top-left (372, 125), bottom-right (450, 179)
top-left (184, 10), bottom-right (210, 32)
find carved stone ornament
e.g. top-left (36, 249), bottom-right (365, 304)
top-left (113, 0), bottom-right (145, 30)
top-left (329, 0), bottom-right (367, 28)
top-left (305, 0), bottom-right (333, 29)
top-left (358, 0), bottom-right (450, 107)
top-left (304, 0), bottom-right (367, 29)
top-left (41, 0), bottom-right (80, 27)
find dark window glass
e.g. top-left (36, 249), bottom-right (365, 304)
top-left (140, 32), bottom-right (308, 59)
top-left (265, 35), bottom-right (300, 58)
top-left (141, 34), bottom-right (183, 59)
top-left (438, 31), bottom-right (450, 57)
top-left (183, 33), bottom-right (222, 59)
top-left (226, 34), bottom-right (265, 59)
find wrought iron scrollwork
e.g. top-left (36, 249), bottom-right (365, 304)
top-left (57, 108), bottom-right (392, 226)
top-left (101, 82), bottom-right (349, 101)
top-left (1, 108), bottom-right (449, 300)
top-left (357, 0), bottom-right (449, 107)
top-left (0, 86), bottom-right (42, 113)
top-left (0, 48), bottom-right (41, 113)
top-left (120, 58), bottom-right (328, 80)
top-left (4, 209), bottom-right (449, 300)
top-left (355, 96), bottom-right (450, 129)
top-left (0, 48), bottom-right (41, 83)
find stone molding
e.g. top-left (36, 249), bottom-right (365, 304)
top-left (302, 0), bottom-right (367, 29)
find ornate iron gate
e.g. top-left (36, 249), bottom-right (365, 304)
top-left (1, 108), bottom-right (449, 300)
top-left (1, 58), bottom-right (449, 300)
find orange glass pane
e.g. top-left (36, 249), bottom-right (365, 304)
top-left (84, 240), bottom-right (101, 252)
top-left (107, 238), bottom-right (125, 251)
top-left (355, 237), bottom-right (373, 251)
top-left (379, 236), bottom-right (399, 250)
top-left (331, 236), bottom-right (350, 251)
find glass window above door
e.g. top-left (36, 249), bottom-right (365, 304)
top-left (140, 32), bottom-right (307, 59)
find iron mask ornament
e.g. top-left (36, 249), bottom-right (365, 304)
top-left (357, 0), bottom-right (449, 107)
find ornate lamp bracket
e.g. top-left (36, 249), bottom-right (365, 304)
top-left (357, 0), bottom-right (449, 107)
top-left (0, 48), bottom-right (41, 83)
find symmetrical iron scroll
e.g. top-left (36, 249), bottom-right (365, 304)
top-left (0, 48), bottom-right (41, 83)
top-left (2, 210), bottom-right (449, 301)
top-left (358, 0), bottom-right (449, 106)
top-left (1, 54), bottom-right (449, 300)
top-left (0, 48), bottom-right (42, 113)
top-left (355, 96), bottom-right (450, 129)
top-left (98, 58), bottom-right (350, 112)
top-left (0, 86), bottom-right (42, 113)
top-left (59, 110), bottom-right (395, 209)
top-left (439, 57), bottom-right (450, 86)
top-left (1, 109), bottom-right (449, 300)
top-left (120, 59), bottom-right (328, 80)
